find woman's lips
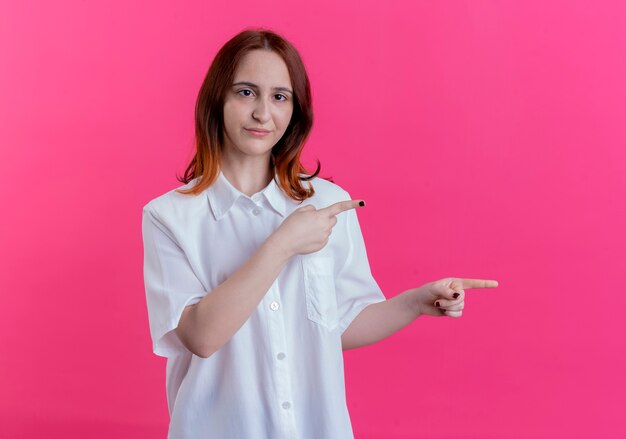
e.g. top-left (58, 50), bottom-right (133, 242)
top-left (245, 129), bottom-right (271, 137)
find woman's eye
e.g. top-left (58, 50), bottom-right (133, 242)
top-left (236, 90), bottom-right (287, 101)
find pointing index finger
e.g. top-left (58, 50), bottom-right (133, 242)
top-left (319, 199), bottom-right (365, 217)
top-left (460, 279), bottom-right (499, 290)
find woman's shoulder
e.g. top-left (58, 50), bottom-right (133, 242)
top-left (300, 174), bottom-right (352, 204)
top-left (142, 177), bottom-right (204, 218)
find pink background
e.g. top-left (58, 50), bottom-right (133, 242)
top-left (1, 1), bottom-right (625, 438)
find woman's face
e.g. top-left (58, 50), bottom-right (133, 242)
top-left (222, 49), bottom-right (294, 161)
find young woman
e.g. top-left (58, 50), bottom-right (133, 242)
top-left (142, 28), bottom-right (498, 439)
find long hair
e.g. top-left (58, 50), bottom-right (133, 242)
top-left (175, 28), bottom-right (331, 200)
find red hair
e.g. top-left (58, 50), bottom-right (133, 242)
top-left (176, 27), bottom-right (332, 199)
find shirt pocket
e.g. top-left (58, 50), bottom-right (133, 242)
top-left (302, 255), bottom-right (339, 331)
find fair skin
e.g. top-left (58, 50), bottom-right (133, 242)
top-left (220, 48), bottom-right (294, 196)
top-left (175, 49), bottom-right (498, 357)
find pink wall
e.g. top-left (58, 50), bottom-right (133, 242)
top-left (1, 1), bottom-right (625, 437)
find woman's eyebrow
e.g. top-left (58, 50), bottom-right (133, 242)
top-left (232, 81), bottom-right (293, 94)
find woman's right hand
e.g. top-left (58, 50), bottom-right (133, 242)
top-left (272, 199), bottom-right (366, 257)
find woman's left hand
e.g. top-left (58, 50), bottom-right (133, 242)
top-left (413, 278), bottom-right (499, 318)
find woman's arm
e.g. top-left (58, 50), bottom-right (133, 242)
top-left (176, 233), bottom-right (292, 358)
top-left (341, 278), bottom-right (498, 350)
top-left (341, 288), bottom-right (421, 350)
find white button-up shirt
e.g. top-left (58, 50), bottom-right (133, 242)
top-left (142, 169), bottom-right (386, 439)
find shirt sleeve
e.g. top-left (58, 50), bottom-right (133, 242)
top-left (142, 205), bottom-right (207, 357)
top-left (334, 191), bottom-right (387, 335)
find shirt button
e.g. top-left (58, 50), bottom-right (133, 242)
top-left (282, 401), bottom-right (291, 409)
top-left (270, 301), bottom-right (280, 311)
top-left (277, 352), bottom-right (286, 360)
top-left (252, 206), bottom-right (262, 216)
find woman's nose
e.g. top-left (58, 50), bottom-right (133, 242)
top-left (252, 99), bottom-right (270, 122)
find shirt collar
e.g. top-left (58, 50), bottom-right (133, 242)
top-left (207, 169), bottom-right (287, 220)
